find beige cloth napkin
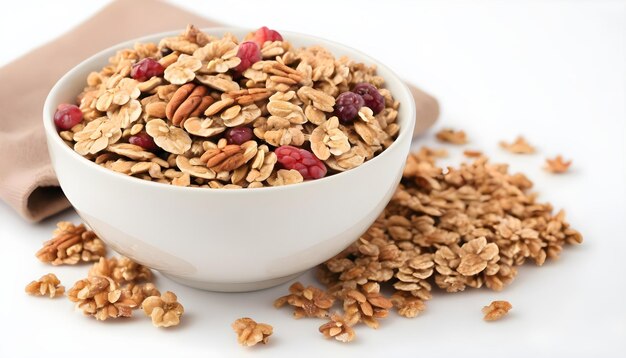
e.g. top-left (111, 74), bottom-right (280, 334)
top-left (0, 0), bottom-right (438, 222)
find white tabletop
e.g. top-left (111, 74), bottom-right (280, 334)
top-left (1, 1), bottom-right (625, 357)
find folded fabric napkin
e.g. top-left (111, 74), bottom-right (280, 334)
top-left (0, 0), bottom-right (438, 222)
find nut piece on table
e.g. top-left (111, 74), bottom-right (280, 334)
top-left (390, 291), bottom-right (426, 318)
top-left (319, 313), bottom-right (356, 343)
top-left (36, 222), bottom-right (106, 265)
top-left (89, 256), bottom-right (152, 284)
top-left (544, 155), bottom-right (572, 173)
top-left (342, 282), bottom-right (393, 328)
top-left (142, 291), bottom-right (184, 328)
top-left (482, 300), bottom-right (512, 321)
top-left (126, 282), bottom-right (160, 307)
top-left (435, 128), bottom-right (468, 144)
top-left (499, 136), bottom-right (535, 154)
top-left (231, 317), bottom-right (273, 347)
top-left (25, 273), bottom-right (65, 298)
top-left (274, 282), bottom-right (335, 319)
top-left (67, 276), bottom-right (137, 320)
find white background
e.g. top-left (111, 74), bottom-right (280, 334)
top-left (1, 0), bottom-right (625, 357)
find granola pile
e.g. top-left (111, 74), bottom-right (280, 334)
top-left (28, 223), bottom-right (184, 327)
top-left (53, 25), bottom-right (400, 188)
top-left (277, 145), bottom-right (582, 342)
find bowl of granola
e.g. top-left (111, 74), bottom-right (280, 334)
top-left (43, 26), bottom-right (416, 291)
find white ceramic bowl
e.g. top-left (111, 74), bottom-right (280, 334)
top-left (43, 28), bottom-right (416, 292)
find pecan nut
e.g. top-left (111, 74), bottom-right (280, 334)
top-left (200, 144), bottom-right (246, 172)
top-left (165, 83), bottom-right (214, 126)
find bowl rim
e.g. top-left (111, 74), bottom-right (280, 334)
top-left (43, 27), bottom-right (416, 195)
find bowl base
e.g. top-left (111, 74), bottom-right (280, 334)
top-left (162, 271), bottom-right (306, 292)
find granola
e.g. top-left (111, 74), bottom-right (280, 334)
top-left (319, 313), bottom-right (356, 343)
top-left (55, 25), bottom-right (399, 188)
top-left (545, 155), bottom-right (572, 173)
top-left (36, 222), bottom-right (106, 265)
top-left (142, 291), bottom-right (184, 327)
top-left (316, 147), bottom-right (582, 322)
top-left (482, 300), bottom-right (512, 321)
top-left (25, 273), bottom-right (65, 298)
top-left (231, 317), bottom-right (273, 346)
top-left (436, 128), bottom-right (467, 144)
top-left (500, 136), bottom-right (535, 154)
top-left (67, 276), bottom-right (137, 320)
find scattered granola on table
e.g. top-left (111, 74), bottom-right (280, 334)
top-left (482, 300), bottom-right (512, 321)
top-left (274, 282), bottom-right (335, 319)
top-left (36, 222), bottom-right (106, 265)
top-left (319, 313), bottom-right (356, 343)
top-left (89, 256), bottom-right (152, 284)
top-left (53, 25), bottom-right (400, 188)
top-left (545, 155), bottom-right (572, 173)
top-left (435, 128), bottom-right (468, 144)
top-left (499, 136), bottom-right (535, 154)
top-left (231, 317), bottom-right (273, 346)
top-left (142, 291), bottom-right (184, 328)
top-left (463, 149), bottom-right (483, 158)
top-left (312, 147), bottom-right (582, 330)
top-left (25, 273), bottom-right (65, 298)
top-left (67, 276), bottom-right (137, 320)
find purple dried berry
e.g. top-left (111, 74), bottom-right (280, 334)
top-left (333, 92), bottom-right (364, 123)
top-left (225, 127), bottom-right (253, 145)
top-left (352, 82), bottom-right (385, 114)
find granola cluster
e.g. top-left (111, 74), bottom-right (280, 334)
top-left (55, 25), bottom-right (400, 188)
top-left (299, 147), bottom-right (583, 340)
top-left (36, 222), bottom-right (106, 265)
top-left (30, 221), bottom-right (183, 326)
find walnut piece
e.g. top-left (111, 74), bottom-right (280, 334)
top-left (142, 291), bottom-right (184, 328)
top-left (231, 317), bottom-right (273, 346)
top-left (89, 256), bottom-right (152, 284)
top-left (25, 273), bottom-right (65, 298)
top-left (319, 313), bottom-right (356, 343)
top-left (545, 155), bottom-right (572, 173)
top-left (36, 222), bottom-right (106, 265)
top-left (67, 276), bottom-right (137, 320)
top-left (436, 128), bottom-right (468, 144)
top-left (482, 300), bottom-right (512, 321)
top-left (274, 282), bottom-right (335, 319)
top-left (499, 136), bottom-right (535, 154)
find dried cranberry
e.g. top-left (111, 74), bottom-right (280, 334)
top-left (275, 145), bottom-right (327, 180)
top-left (252, 26), bottom-right (283, 46)
top-left (234, 41), bottom-right (261, 73)
top-left (129, 132), bottom-right (158, 151)
top-left (53, 104), bottom-right (83, 130)
top-left (130, 58), bottom-right (164, 82)
top-left (352, 83), bottom-right (385, 114)
top-left (333, 92), bottom-right (364, 123)
top-left (225, 127), bottom-right (253, 145)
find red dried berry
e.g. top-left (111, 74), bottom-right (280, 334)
top-left (352, 82), bottom-right (385, 114)
top-left (225, 127), bottom-right (253, 145)
top-left (130, 58), bottom-right (164, 82)
top-left (129, 132), bottom-right (158, 152)
top-left (334, 92), bottom-right (364, 123)
top-left (252, 26), bottom-right (283, 47)
top-left (234, 41), bottom-right (261, 73)
top-left (53, 104), bottom-right (83, 130)
top-left (275, 145), bottom-right (327, 180)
